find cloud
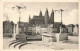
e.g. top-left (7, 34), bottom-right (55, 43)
top-left (69, 9), bottom-right (78, 24)
top-left (3, 3), bottom-right (78, 25)
top-left (69, 9), bottom-right (78, 17)
top-left (63, 9), bottom-right (78, 25)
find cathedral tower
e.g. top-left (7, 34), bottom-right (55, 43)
top-left (39, 10), bottom-right (42, 16)
top-left (45, 8), bottom-right (49, 25)
top-left (29, 15), bottom-right (31, 24)
top-left (50, 9), bottom-right (54, 24)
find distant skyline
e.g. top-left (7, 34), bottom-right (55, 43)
top-left (3, 2), bottom-right (78, 25)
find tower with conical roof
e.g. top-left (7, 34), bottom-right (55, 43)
top-left (29, 15), bottom-right (31, 24)
top-left (39, 10), bottom-right (42, 16)
top-left (50, 9), bottom-right (54, 24)
top-left (45, 8), bottom-right (49, 25)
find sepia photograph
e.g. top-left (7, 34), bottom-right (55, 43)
top-left (3, 2), bottom-right (79, 50)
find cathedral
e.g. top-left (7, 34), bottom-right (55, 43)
top-left (28, 8), bottom-right (68, 33)
top-left (29, 8), bottom-right (54, 26)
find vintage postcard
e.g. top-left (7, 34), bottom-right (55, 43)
top-left (1, 0), bottom-right (79, 51)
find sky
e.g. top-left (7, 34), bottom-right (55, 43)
top-left (3, 2), bottom-right (78, 25)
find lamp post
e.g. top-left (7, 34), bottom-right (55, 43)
top-left (54, 9), bottom-right (66, 33)
top-left (12, 5), bottom-right (26, 23)
top-left (12, 5), bottom-right (26, 34)
top-left (60, 9), bottom-right (64, 24)
top-left (54, 9), bottom-right (64, 24)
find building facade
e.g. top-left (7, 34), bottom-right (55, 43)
top-left (28, 9), bottom-right (68, 33)
top-left (73, 24), bottom-right (79, 36)
top-left (17, 22), bottom-right (28, 34)
top-left (66, 24), bottom-right (75, 33)
top-left (3, 21), bottom-right (14, 37)
top-left (49, 9), bottom-right (54, 24)
top-left (29, 9), bottom-right (54, 26)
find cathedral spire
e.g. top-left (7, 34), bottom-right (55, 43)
top-left (45, 8), bottom-right (49, 17)
top-left (45, 8), bottom-right (49, 25)
top-left (29, 14), bottom-right (31, 24)
top-left (52, 9), bottom-right (54, 13)
top-left (50, 9), bottom-right (54, 24)
top-left (39, 10), bottom-right (42, 16)
top-left (51, 9), bottom-right (54, 17)
top-left (29, 14), bottom-right (31, 19)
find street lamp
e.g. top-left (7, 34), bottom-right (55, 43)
top-left (60, 9), bottom-right (64, 24)
top-left (12, 5), bottom-right (26, 34)
top-left (54, 9), bottom-right (68, 33)
top-left (12, 5), bottom-right (26, 23)
top-left (54, 9), bottom-right (64, 24)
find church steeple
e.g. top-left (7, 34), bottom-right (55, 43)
top-left (29, 15), bottom-right (31, 24)
top-left (39, 10), bottom-right (42, 16)
top-left (50, 9), bottom-right (54, 24)
top-left (45, 8), bottom-right (49, 17)
top-left (45, 8), bottom-right (49, 25)
top-left (29, 15), bottom-right (31, 19)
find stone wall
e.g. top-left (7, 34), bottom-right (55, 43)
top-left (16, 34), bottom-right (27, 42)
top-left (59, 33), bottom-right (68, 41)
top-left (42, 35), bottom-right (56, 42)
top-left (42, 33), bottom-right (68, 43)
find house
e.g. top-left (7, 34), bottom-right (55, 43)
top-left (60, 25), bottom-right (68, 33)
top-left (40, 24), bottom-right (48, 33)
top-left (47, 22), bottom-right (62, 33)
top-left (3, 21), bottom-right (14, 37)
top-left (66, 24), bottom-right (75, 33)
top-left (17, 22), bottom-right (28, 34)
top-left (47, 23), bottom-right (68, 33)
top-left (73, 24), bottom-right (79, 36)
top-left (27, 24), bottom-right (36, 35)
